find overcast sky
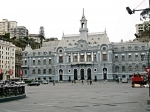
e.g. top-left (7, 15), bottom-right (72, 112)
top-left (0, 0), bottom-right (148, 42)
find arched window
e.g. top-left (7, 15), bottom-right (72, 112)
top-left (25, 70), bottom-right (27, 74)
top-left (122, 66), bottom-right (125, 72)
top-left (128, 65), bottom-right (132, 72)
top-left (38, 69), bottom-right (41, 74)
top-left (43, 59), bottom-right (46, 65)
top-left (38, 60), bottom-right (41, 65)
top-left (32, 69), bottom-right (35, 74)
top-left (142, 65), bottom-right (146, 71)
top-left (25, 60), bottom-right (27, 65)
top-left (49, 69), bottom-right (51, 74)
top-left (115, 66), bottom-right (119, 72)
top-left (135, 65), bottom-right (139, 72)
top-left (43, 69), bottom-right (46, 74)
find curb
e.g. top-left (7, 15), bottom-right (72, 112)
top-left (0, 94), bottom-right (26, 103)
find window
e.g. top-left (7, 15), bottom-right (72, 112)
top-left (128, 47), bottom-right (132, 51)
top-left (115, 55), bottom-right (118, 61)
top-left (135, 46), bottom-right (138, 50)
top-left (49, 69), bottom-right (51, 74)
top-left (143, 65), bottom-right (146, 71)
top-left (128, 55), bottom-right (132, 61)
top-left (94, 54), bottom-right (97, 62)
top-left (25, 60), bottom-right (27, 65)
top-left (103, 47), bottom-right (106, 50)
top-left (128, 65), bottom-right (132, 72)
top-left (33, 60), bottom-right (35, 65)
top-left (115, 66), bottom-right (119, 72)
top-left (43, 69), bottom-right (46, 74)
top-left (59, 56), bottom-right (63, 63)
top-left (114, 48), bottom-right (118, 51)
top-left (68, 56), bottom-right (71, 63)
top-left (49, 59), bottom-right (51, 64)
top-left (38, 69), bottom-right (41, 74)
top-left (25, 70), bottom-right (27, 74)
top-left (122, 66), bottom-right (125, 72)
top-left (141, 54), bottom-right (145, 61)
top-left (135, 65), bottom-right (139, 71)
top-left (73, 55), bottom-right (78, 62)
top-left (68, 70), bottom-right (71, 73)
top-left (33, 52), bottom-right (35, 56)
top-left (142, 46), bottom-right (145, 50)
top-left (38, 60), bottom-right (41, 65)
top-left (38, 52), bottom-right (40, 55)
top-left (87, 54), bottom-right (91, 62)
top-left (94, 68), bottom-right (97, 72)
top-left (122, 55), bottom-right (125, 61)
top-left (135, 55), bottom-right (138, 61)
top-left (32, 69), bottom-right (35, 74)
top-left (102, 54), bottom-right (107, 61)
top-left (121, 47), bottom-right (125, 51)
top-left (80, 54), bottom-right (84, 62)
top-left (59, 50), bottom-right (62, 53)
top-left (43, 59), bottom-right (46, 65)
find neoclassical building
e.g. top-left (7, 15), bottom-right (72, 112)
top-left (21, 11), bottom-right (148, 81)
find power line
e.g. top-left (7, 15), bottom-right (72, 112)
top-left (135, 0), bottom-right (146, 9)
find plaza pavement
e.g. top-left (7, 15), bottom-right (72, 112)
top-left (0, 81), bottom-right (149, 112)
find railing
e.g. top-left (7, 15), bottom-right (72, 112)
top-left (0, 85), bottom-right (25, 98)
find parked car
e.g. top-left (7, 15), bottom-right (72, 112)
top-left (15, 81), bottom-right (25, 85)
top-left (122, 77), bottom-right (128, 83)
top-left (42, 80), bottom-right (48, 84)
top-left (27, 82), bottom-right (40, 86)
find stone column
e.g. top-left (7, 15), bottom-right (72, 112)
top-left (92, 52), bottom-right (93, 62)
top-left (84, 52), bottom-right (86, 62)
top-left (78, 53), bottom-right (80, 62)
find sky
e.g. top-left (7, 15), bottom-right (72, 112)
top-left (0, 0), bottom-right (149, 42)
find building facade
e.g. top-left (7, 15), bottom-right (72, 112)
top-left (21, 11), bottom-right (148, 82)
top-left (28, 34), bottom-right (40, 43)
top-left (0, 40), bottom-right (16, 80)
top-left (15, 47), bottom-right (22, 78)
top-left (10, 26), bottom-right (28, 39)
top-left (0, 19), bottom-right (17, 35)
top-left (135, 21), bottom-right (150, 35)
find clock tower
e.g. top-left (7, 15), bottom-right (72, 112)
top-left (79, 9), bottom-right (88, 41)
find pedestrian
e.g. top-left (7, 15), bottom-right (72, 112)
top-left (87, 80), bottom-right (89, 85)
top-left (53, 80), bottom-right (55, 86)
top-left (72, 80), bottom-right (74, 85)
top-left (82, 80), bottom-right (84, 85)
top-left (74, 80), bottom-right (76, 84)
top-left (90, 80), bottom-right (92, 85)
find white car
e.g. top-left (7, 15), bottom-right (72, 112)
top-left (15, 81), bottom-right (25, 85)
top-left (122, 77), bottom-right (128, 83)
top-left (42, 80), bottom-right (48, 84)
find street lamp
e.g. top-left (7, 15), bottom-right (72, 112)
top-left (126, 0), bottom-right (150, 102)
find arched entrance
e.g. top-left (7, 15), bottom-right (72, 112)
top-left (87, 68), bottom-right (91, 80)
top-left (80, 69), bottom-right (84, 80)
top-left (103, 68), bottom-right (107, 80)
top-left (74, 69), bottom-right (78, 80)
top-left (59, 69), bottom-right (63, 81)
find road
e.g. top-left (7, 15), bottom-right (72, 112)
top-left (0, 81), bottom-right (149, 112)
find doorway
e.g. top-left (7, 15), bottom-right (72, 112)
top-left (74, 69), bottom-right (78, 80)
top-left (59, 69), bottom-right (63, 81)
top-left (103, 68), bottom-right (107, 80)
top-left (80, 69), bottom-right (84, 80)
top-left (87, 68), bottom-right (91, 80)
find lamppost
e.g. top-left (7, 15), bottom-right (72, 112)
top-left (126, 0), bottom-right (150, 102)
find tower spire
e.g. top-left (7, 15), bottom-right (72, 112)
top-left (83, 8), bottom-right (84, 16)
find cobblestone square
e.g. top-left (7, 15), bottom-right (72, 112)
top-left (0, 81), bottom-right (149, 112)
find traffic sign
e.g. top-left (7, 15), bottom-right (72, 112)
top-left (144, 68), bottom-right (150, 74)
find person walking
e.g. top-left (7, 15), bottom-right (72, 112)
top-left (53, 80), bottom-right (55, 86)
top-left (82, 80), bottom-right (84, 85)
